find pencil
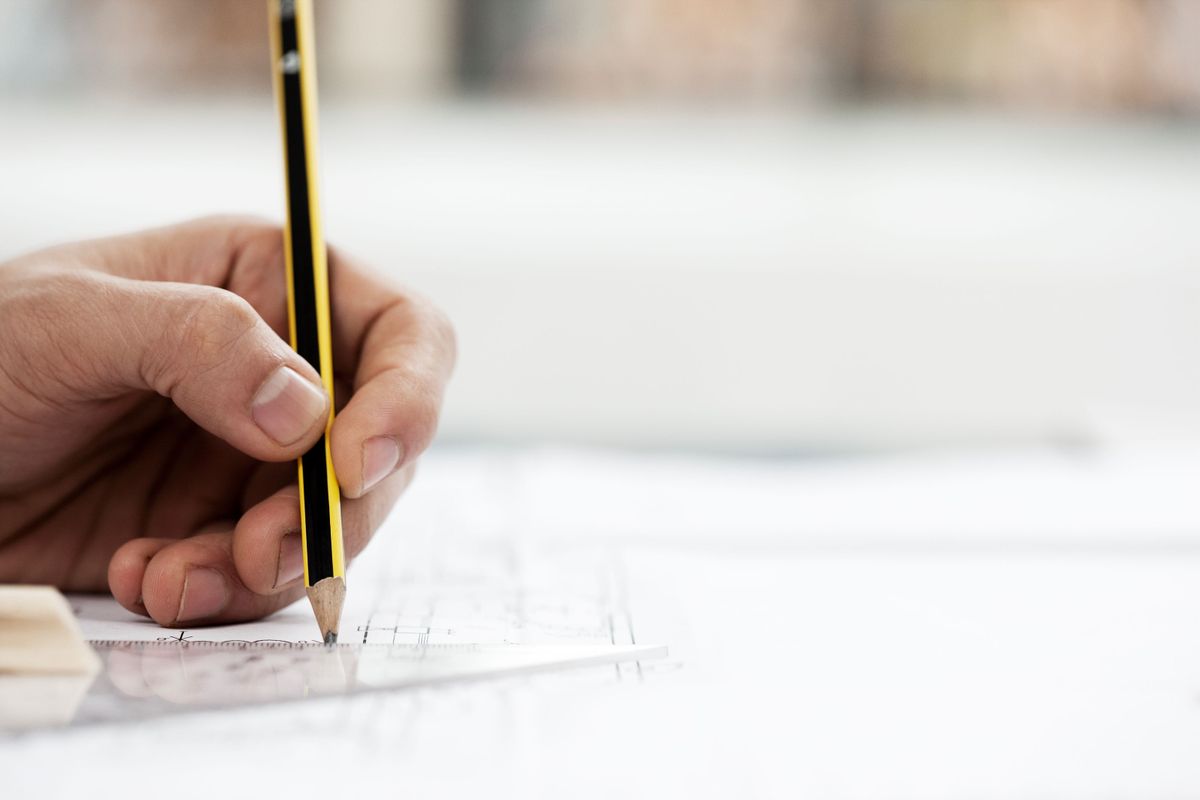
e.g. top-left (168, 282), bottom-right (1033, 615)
top-left (268, 0), bottom-right (345, 644)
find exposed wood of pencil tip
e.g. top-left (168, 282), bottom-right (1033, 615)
top-left (306, 577), bottom-right (345, 644)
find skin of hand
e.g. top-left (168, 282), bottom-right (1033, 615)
top-left (0, 216), bottom-right (455, 626)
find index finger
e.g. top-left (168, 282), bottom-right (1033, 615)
top-left (327, 246), bottom-right (456, 498)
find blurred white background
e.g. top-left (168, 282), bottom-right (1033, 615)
top-left (1, 0), bottom-right (1198, 453)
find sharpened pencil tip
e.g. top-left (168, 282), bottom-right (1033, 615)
top-left (306, 576), bottom-right (346, 647)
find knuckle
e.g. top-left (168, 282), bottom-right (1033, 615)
top-left (186, 289), bottom-right (261, 357)
top-left (207, 288), bottom-right (261, 331)
top-left (229, 220), bottom-right (286, 267)
top-left (148, 287), bottom-right (265, 394)
top-left (388, 292), bottom-right (458, 373)
top-left (396, 377), bottom-right (442, 453)
top-left (183, 215), bottom-right (285, 282)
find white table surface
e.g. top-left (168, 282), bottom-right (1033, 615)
top-left (5, 444), bottom-right (1200, 799)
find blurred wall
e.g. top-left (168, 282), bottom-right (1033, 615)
top-left (3, 0), bottom-right (1199, 112)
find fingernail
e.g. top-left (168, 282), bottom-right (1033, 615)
top-left (275, 533), bottom-right (304, 589)
top-left (177, 567), bottom-right (229, 622)
top-left (361, 436), bottom-right (402, 494)
top-left (251, 366), bottom-right (328, 446)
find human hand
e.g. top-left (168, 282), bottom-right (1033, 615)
top-left (0, 217), bottom-right (455, 626)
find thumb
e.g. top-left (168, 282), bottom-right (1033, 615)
top-left (64, 272), bottom-right (328, 461)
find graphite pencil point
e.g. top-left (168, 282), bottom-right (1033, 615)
top-left (306, 576), bottom-right (345, 645)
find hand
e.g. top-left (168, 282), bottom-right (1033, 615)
top-left (0, 217), bottom-right (455, 626)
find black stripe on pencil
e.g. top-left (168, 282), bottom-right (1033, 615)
top-left (279, 4), bottom-right (335, 585)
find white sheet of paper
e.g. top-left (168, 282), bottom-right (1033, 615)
top-left (73, 509), bottom-right (640, 649)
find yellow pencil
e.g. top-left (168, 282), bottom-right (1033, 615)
top-left (268, 0), bottom-right (345, 644)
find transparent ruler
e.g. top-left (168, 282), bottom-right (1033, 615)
top-left (1, 640), bottom-right (666, 732)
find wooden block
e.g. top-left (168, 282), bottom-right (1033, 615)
top-left (0, 586), bottom-right (101, 675)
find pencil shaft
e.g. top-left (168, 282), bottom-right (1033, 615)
top-left (270, 0), bottom-right (345, 598)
